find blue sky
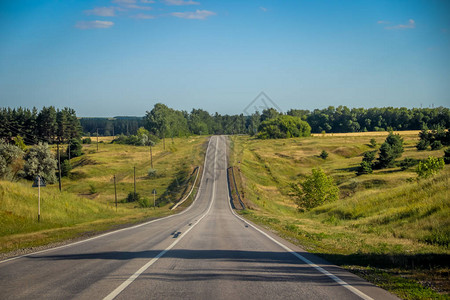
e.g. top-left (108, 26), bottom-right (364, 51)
top-left (0, 0), bottom-right (449, 117)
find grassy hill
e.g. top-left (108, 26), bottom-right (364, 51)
top-left (0, 136), bottom-right (207, 254)
top-left (229, 132), bottom-right (449, 299)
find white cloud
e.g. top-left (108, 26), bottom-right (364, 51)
top-left (260, 6), bottom-right (267, 12)
top-left (75, 20), bottom-right (114, 29)
top-left (377, 20), bottom-right (390, 24)
top-left (84, 7), bottom-right (116, 17)
top-left (163, 0), bottom-right (200, 6)
top-left (125, 4), bottom-right (152, 10)
top-left (112, 0), bottom-right (136, 3)
top-left (385, 19), bottom-right (415, 30)
top-left (171, 9), bottom-right (215, 19)
top-left (133, 13), bottom-right (156, 19)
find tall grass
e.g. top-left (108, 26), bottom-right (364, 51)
top-left (0, 136), bottom-right (207, 253)
top-left (231, 132), bottom-right (449, 298)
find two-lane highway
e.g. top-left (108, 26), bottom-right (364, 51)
top-left (0, 136), bottom-right (397, 299)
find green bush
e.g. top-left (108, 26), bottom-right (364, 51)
top-left (320, 150), bottom-right (328, 159)
top-left (126, 192), bottom-right (140, 203)
top-left (444, 148), bottom-right (450, 164)
top-left (291, 168), bottom-right (339, 211)
top-left (138, 197), bottom-right (150, 208)
top-left (0, 141), bottom-right (24, 181)
top-left (23, 143), bottom-right (57, 184)
top-left (415, 156), bottom-right (445, 179)
top-left (13, 136), bottom-right (26, 151)
top-left (257, 115), bottom-right (311, 139)
top-left (82, 138), bottom-right (92, 144)
top-left (67, 139), bottom-right (82, 158)
top-left (398, 157), bottom-right (420, 171)
top-left (369, 138), bottom-right (377, 148)
top-left (60, 160), bottom-right (72, 177)
top-left (430, 140), bottom-right (443, 150)
top-left (148, 168), bottom-right (158, 178)
top-left (89, 183), bottom-right (97, 194)
top-left (416, 139), bottom-right (429, 151)
top-left (357, 161), bottom-right (373, 175)
top-left (357, 150), bottom-right (376, 175)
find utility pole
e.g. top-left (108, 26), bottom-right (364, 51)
top-left (96, 128), bottom-right (99, 152)
top-left (38, 176), bottom-right (41, 222)
top-left (57, 142), bottom-right (62, 192)
top-left (150, 144), bottom-right (153, 169)
top-left (114, 175), bottom-right (117, 212)
top-left (133, 166), bottom-right (136, 201)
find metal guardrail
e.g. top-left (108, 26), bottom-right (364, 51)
top-left (230, 166), bottom-right (245, 210)
top-left (170, 166), bottom-right (200, 210)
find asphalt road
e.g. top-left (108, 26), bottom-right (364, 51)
top-left (0, 136), bottom-right (398, 299)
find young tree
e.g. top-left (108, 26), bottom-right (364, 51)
top-left (0, 141), bottom-right (24, 181)
top-left (67, 139), bottom-right (82, 158)
top-left (320, 150), bottom-right (328, 159)
top-left (416, 156), bottom-right (445, 179)
top-left (23, 143), bottom-right (57, 184)
top-left (377, 133), bottom-right (404, 168)
top-left (290, 168), bottom-right (339, 211)
top-left (357, 150), bottom-right (376, 175)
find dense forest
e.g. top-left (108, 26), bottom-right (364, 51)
top-left (85, 105), bottom-right (450, 137)
top-left (80, 117), bottom-right (145, 136)
top-left (0, 107), bottom-right (82, 145)
top-left (1, 105), bottom-right (449, 145)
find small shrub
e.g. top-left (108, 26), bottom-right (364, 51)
top-left (357, 151), bottom-right (376, 175)
top-left (357, 161), bottom-right (373, 175)
top-left (430, 140), bottom-right (443, 150)
top-left (415, 156), bottom-right (445, 179)
top-left (89, 183), bottom-right (97, 194)
top-left (291, 168), bottom-right (339, 211)
top-left (319, 150), bottom-right (328, 159)
top-left (416, 139), bottom-right (429, 151)
top-left (126, 192), bottom-right (140, 203)
top-left (67, 139), bottom-right (83, 158)
top-left (148, 168), bottom-right (158, 178)
top-left (398, 157), bottom-right (420, 171)
top-left (444, 148), bottom-right (450, 164)
top-left (0, 141), bottom-right (24, 181)
top-left (14, 136), bottom-right (26, 151)
top-left (82, 138), bottom-right (92, 144)
top-left (138, 197), bottom-right (150, 208)
top-left (60, 160), bottom-right (72, 177)
top-left (369, 138), bottom-right (377, 148)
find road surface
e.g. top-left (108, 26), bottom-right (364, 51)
top-left (0, 136), bottom-right (397, 299)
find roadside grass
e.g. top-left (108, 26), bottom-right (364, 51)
top-left (0, 136), bottom-right (207, 254)
top-left (230, 132), bottom-right (449, 299)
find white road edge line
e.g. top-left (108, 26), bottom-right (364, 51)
top-left (102, 136), bottom-right (219, 300)
top-left (0, 137), bottom-right (214, 265)
top-left (224, 140), bottom-right (373, 300)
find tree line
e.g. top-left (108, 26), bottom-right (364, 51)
top-left (299, 106), bottom-right (449, 133)
top-left (1, 105), bottom-right (449, 144)
top-left (0, 107), bottom-right (82, 145)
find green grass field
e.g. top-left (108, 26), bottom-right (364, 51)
top-left (229, 132), bottom-right (449, 299)
top-left (0, 136), bottom-right (207, 253)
